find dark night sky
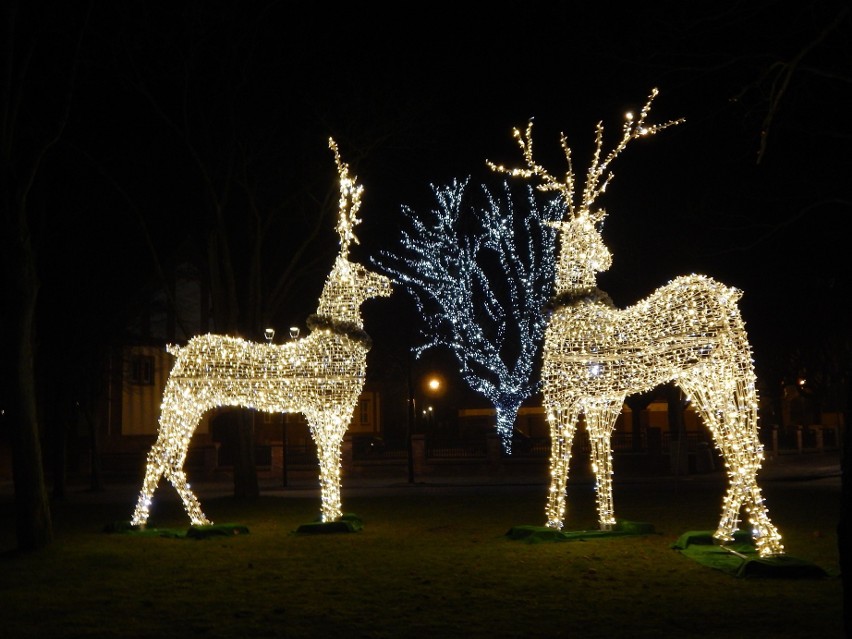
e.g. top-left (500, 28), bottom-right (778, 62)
top-left (14, 0), bottom-right (852, 393)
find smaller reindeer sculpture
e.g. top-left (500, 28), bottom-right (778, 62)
top-left (130, 138), bottom-right (393, 527)
top-left (489, 89), bottom-right (784, 556)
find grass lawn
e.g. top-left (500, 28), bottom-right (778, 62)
top-left (0, 472), bottom-right (844, 638)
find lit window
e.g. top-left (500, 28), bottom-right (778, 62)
top-left (129, 355), bottom-right (154, 386)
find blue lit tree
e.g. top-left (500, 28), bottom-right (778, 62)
top-left (374, 177), bottom-right (561, 453)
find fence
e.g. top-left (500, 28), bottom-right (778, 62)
top-left (92, 423), bottom-right (842, 484)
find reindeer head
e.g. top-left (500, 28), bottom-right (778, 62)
top-left (550, 211), bottom-right (612, 293)
top-left (314, 139), bottom-right (393, 328)
top-left (488, 88), bottom-right (683, 297)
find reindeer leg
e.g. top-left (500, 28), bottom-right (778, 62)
top-left (716, 429), bottom-right (783, 556)
top-left (727, 396), bottom-right (784, 556)
top-left (585, 400), bottom-right (622, 531)
top-left (131, 440), bottom-right (210, 527)
top-left (545, 405), bottom-right (581, 529)
top-left (316, 442), bottom-right (343, 523)
top-left (715, 443), bottom-right (746, 543)
top-left (677, 373), bottom-right (784, 556)
top-left (130, 442), bottom-right (167, 526)
top-left (743, 476), bottom-right (784, 556)
top-left (308, 414), bottom-right (345, 523)
top-left (678, 377), bottom-right (746, 543)
top-left (164, 462), bottom-right (211, 527)
top-left (132, 404), bottom-right (210, 527)
top-left (170, 406), bottom-right (210, 525)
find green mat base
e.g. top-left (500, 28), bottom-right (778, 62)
top-left (507, 520), bottom-right (656, 543)
top-left (672, 530), bottom-right (829, 579)
top-left (295, 513), bottom-right (363, 534)
top-left (103, 521), bottom-right (249, 538)
top-left (186, 524), bottom-right (250, 538)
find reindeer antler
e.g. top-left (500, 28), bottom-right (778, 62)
top-left (329, 137), bottom-right (363, 258)
top-left (487, 88), bottom-right (684, 223)
top-left (487, 119), bottom-right (580, 217)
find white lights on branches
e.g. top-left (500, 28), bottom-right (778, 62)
top-left (130, 138), bottom-right (393, 527)
top-left (373, 178), bottom-right (558, 454)
top-left (489, 88), bottom-right (784, 557)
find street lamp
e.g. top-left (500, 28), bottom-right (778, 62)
top-left (424, 374), bottom-right (443, 396)
top-left (420, 374), bottom-right (445, 433)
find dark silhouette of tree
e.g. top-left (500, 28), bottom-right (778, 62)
top-left (95, 3), bottom-right (434, 499)
top-left (102, 5), bottom-right (346, 499)
top-left (624, 390), bottom-right (656, 453)
top-left (724, 4), bottom-right (850, 628)
top-left (1, 0), bottom-right (92, 550)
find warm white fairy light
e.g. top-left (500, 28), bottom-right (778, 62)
top-left (490, 88), bottom-right (784, 557)
top-left (373, 178), bottom-right (558, 453)
top-left (130, 138), bottom-right (393, 527)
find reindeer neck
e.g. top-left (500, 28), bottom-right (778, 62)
top-left (314, 276), bottom-right (365, 328)
top-left (312, 257), bottom-right (362, 325)
top-left (547, 285), bottom-right (614, 313)
top-left (306, 312), bottom-right (372, 349)
top-left (309, 266), bottom-right (373, 348)
top-left (314, 295), bottom-right (363, 328)
top-left (553, 262), bottom-right (600, 300)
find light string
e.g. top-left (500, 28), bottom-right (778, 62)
top-left (374, 177), bottom-right (559, 453)
top-left (130, 138), bottom-right (392, 527)
top-left (490, 89), bottom-right (784, 557)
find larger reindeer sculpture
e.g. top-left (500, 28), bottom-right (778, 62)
top-left (130, 138), bottom-right (393, 528)
top-left (489, 89), bottom-right (784, 557)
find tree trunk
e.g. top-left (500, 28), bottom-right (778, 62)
top-left (86, 406), bottom-right (104, 493)
top-left (666, 384), bottom-right (686, 437)
top-left (7, 247), bottom-right (54, 551)
top-left (233, 410), bottom-right (259, 499)
top-left (625, 391), bottom-right (654, 452)
top-left (666, 384), bottom-right (688, 476)
top-left (48, 395), bottom-right (68, 502)
top-left (495, 403), bottom-right (521, 455)
top-left (839, 374), bottom-right (851, 636)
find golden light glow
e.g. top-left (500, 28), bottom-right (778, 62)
top-left (491, 89), bottom-right (784, 557)
top-left (130, 138), bottom-right (393, 527)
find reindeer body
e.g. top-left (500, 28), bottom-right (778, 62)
top-left (544, 274), bottom-right (749, 400)
top-left (163, 332), bottom-right (366, 416)
top-left (542, 275), bottom-right (781, 555)
top-left (490, 89), bottom-right (784, 556)
top-left (131, 143), bottom-right (393, 528)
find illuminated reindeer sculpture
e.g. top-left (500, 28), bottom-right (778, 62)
top-left (130, 138), bottom-right (393, 527)
top-left (489, 89), bottom-right (784, 557)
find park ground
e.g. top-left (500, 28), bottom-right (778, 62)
top-left (0, 451), bottom-right (845, 638)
